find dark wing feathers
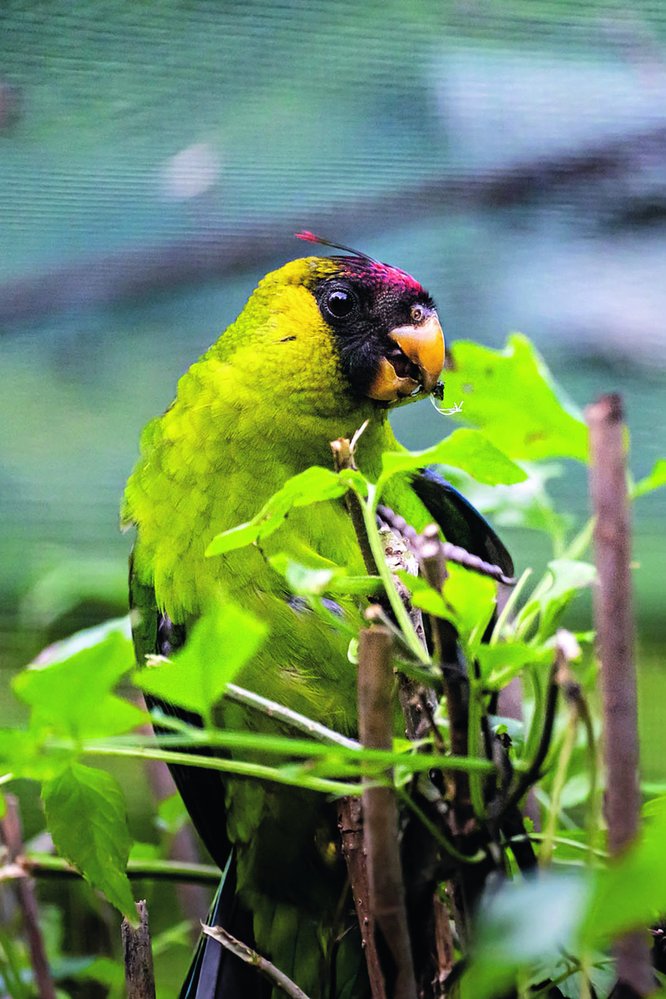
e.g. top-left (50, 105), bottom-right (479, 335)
top-left (129, 557), bottom-right (266, 998)
top-left (129, 558), bottom-right (232, 869)
top-left (410, 467), bottom-right (514, 577)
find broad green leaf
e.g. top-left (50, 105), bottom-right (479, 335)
top-left (206, 465), bottom-right (349, 555)
top-left (632, 458), bottom-right (666, 500)
top-left (461, 872), bottom-right (590, 999)
top-left (269, 554), bottom-right (381, 597)
top-left (136, 604), bottom-right (267, 719)
top-left (396, 565), bottom-right (497, 641)
top-left (444, 563), bottom-right (498, 641)
top-left (446, 463), bottom-right (571, 543)
top-left (518, 560), bottom-right (596, 636)
top-left (380, 428), bottom-right (526, 486)
top-left (477, 641), bottom-right (551, 689)
top-left (42, 763), bottom-right (135, 919)
top-left (583, 798), bottom-right (666, 946)
top-left (13, 628), bottom-right (144, 740)
top-left (444, 334), bottom-right (589, 462)
top-left (0, 727), bottom-right (73, 781)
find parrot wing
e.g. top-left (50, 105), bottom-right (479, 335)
top-left (409, 466), bottom-right (514, 577)
top-left (129, 559), bottom-right (268, 998)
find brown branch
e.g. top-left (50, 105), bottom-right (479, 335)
top-left (337, 796), bottom-right (387, 999)
top-left (377, 506), bottom-right (515, 585)
top-left (358, 626), bottom-right (417, 999)
top-left (121, 899), bottom-right (156, 999)
top-left (587, 393), bottom-right (653, 998)
top-left (202, 923), bottom-right (312, 999)
top-left (0, 795), bottom-right (57, 999)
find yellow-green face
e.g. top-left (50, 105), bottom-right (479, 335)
top-left (225, 254), bottom-right (445, 411)
top-left (299, 254), bottom-right (445, 404)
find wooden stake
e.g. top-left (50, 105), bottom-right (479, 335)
top-left (121, 900), bottom-right (156, 999)
top-left (587, 393), bottom-right (653, 997)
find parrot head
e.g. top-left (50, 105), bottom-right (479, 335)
top-left (294, 232), bottom-right (444, 405)
top-left (220, 235), bottom-right (445, 416)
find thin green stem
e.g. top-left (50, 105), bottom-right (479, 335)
top-left (83, 744), bottom-right (364, 797)
top-left (358, 484), bottom-right (429, 664)
top-left (467, 680), bottom-right (486, 819)
top-left (0, 930), bottom-right (30, 999)
top-left (490, 568), bottom-right (533, 644)
top-left (74, 730), bottom-right (494, 776)
top-left (539, 711), bottom-right (578, 867)
top-left (506, 833), bottom-right (608, 859)
top-left (17, 853), bottom-right (220, 885)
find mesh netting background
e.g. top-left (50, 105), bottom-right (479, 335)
top-left (1, 0), bottom-right (665, 768)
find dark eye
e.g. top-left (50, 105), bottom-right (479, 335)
top-left (324, 286), bottom-right (357, 320)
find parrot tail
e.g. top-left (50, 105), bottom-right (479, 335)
top-left (179, 852), bottom-right (269, 999)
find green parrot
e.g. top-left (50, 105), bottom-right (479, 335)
top-left (123, 237), bottom-right (513, 998)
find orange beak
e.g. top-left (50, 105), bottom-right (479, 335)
top-left (368, 312), bottom-right (445, 402)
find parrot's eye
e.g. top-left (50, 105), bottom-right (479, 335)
top-left (322, 285), bottom-right (357, 320)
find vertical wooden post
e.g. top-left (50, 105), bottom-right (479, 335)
top-left (587, 393), bottom-right (653, 997)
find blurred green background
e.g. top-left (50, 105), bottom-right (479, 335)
top-left (1, 0), bottom-right (665, 990)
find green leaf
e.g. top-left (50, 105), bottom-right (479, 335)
top-left (0, 727), bottom-right (73, 781)
top-left (444, 563), bottom-right (498, 640)
top-left (477, 641), bottom-right (551, 689)
top-left (380, 428), bottom-right (526, 486)
top-left (444, 334), bottom-right (589, 462)
top-left (42, 763), bottom-right (135, 919)
top-left (206, 466), bottom-right (349, 555)
top-left (461, 872), bottom-right (590, 999)
top-left (518, 560), bottom-right (596, 637)
top-left (632, 458), bottom-right (666, 500)
top-left (396, 565), bottom-right (497, 642)
top-left (269, 554), bottom-right (381, 597)
top-left (583, 798), bottom-right (666, 946)
top-left (13, 627), bottom-right (144, 740)
top-left (447, 463), bottom-right (571, 542)
top-left (135, 603), bottom-right (267, 719)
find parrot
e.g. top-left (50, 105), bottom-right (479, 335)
top-left (123, 235), bottom-right (514, 999)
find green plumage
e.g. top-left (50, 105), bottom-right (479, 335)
top-left (124, 253), bottom-right (510, 998)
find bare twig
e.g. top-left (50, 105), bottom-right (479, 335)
top-left (587, 393), bottom-right (653, 997)
top-left (202, 923), bottom-right (311, 999)
top-left (358, 626), bottom-right (417, 999)
top-left (225, 682), bottom-right (360, 750)
top-left (121, 900), bottom-right (156, 999)
top-left (0, 795), bottom-right (57, 999)
top-left (378, 506), bottom-right (515, 585)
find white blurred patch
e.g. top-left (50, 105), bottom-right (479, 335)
top-left (159, 142), bottom-right (221, 200)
